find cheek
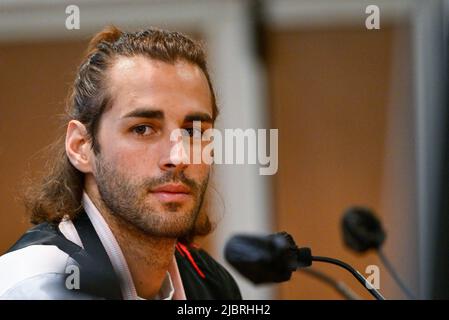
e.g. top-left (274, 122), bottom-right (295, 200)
top-left (104, 142), bottom-right (159, 174)
top-left (187, 163), bottom-right (210, 181)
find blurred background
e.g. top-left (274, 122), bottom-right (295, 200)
top-left (1, 0), bottom-right (448, 300)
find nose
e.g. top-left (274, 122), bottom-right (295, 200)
top-left (158, 133), bottom-right (189, 172)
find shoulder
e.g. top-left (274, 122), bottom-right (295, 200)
top-left (176, 243), bottom-right (242, 300)
top-left (0, 221), bottom-right (84, 299)
top-left (0, 244), bottom-right (72, 298)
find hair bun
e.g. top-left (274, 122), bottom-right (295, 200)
top-left (86, 25), bottom-right (122, 56)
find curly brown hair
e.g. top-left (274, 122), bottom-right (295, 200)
top-left (24, 25), bottom-right (219, 243)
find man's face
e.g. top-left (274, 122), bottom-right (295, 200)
top-left (92, 56), bottom-right (213, 238)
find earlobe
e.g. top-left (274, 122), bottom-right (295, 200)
top-left (65, 120), bottom-right (93, 173)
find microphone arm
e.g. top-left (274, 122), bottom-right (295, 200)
top-left (295, 246), bottom-right (385, 300)
top-left (310, 254), bottom-right (385, 300)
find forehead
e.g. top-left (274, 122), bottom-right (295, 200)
top-left (106, 55), bottom-right (213, 119)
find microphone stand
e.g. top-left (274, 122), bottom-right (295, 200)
top-left (377, 249), bottom-right (416, 299)
top-left (300, 268), bottom-right (361, 300)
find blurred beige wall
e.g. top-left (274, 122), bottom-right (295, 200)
top-left (266, 25), bottom-right (416, 299)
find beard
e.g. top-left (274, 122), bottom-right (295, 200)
top-left (93, 154), bottom-right (209, 238)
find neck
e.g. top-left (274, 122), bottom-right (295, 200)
top-left (84, 179), bottom-right (176, 299)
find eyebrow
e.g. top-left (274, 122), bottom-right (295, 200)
top-left (121, 107), bottom-right (213, 123)
top-left (121, 108), bottom-right (164, 120)
top-left (184, 112), bottom-right (213, 123)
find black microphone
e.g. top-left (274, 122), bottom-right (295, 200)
top-left (224, 232), bottom-right (311, 284)
top-left (224, 232), bottom-right (361, 299)
top-left (224, 232), bottom-right (385, 300)
top-left (341, 206), bottom-right (386, 252)
top-left (341, 206), bottom-right (416, 299)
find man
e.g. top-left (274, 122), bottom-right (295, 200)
top-left (0, 26), bottom-right (241, 300)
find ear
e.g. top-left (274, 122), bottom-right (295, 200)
top-left (65, 120), bottom-right (94, 173)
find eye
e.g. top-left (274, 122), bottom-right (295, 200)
top-left (184, 127), bottom-right (203, 137)
top-left (132, 125), bottom-right (155, 136)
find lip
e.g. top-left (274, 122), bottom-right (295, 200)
top-left (151, 184), bottom-right (191, 193)
top-left (151, 184), bottom-right (191, 202)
